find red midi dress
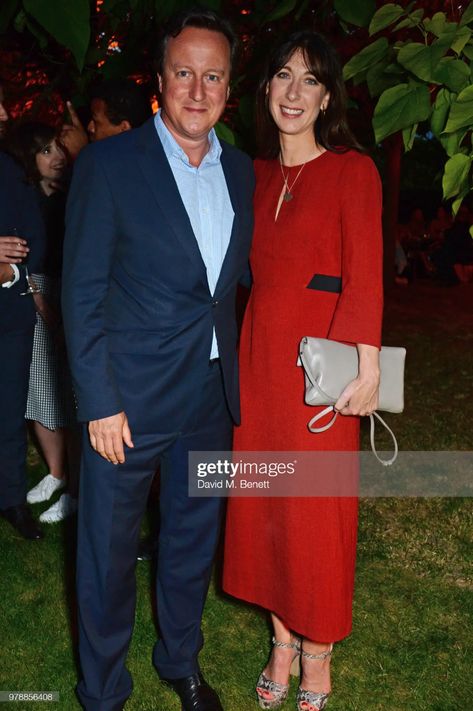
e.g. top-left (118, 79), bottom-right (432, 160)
top-left (223, 150), bottom-right (383, 642)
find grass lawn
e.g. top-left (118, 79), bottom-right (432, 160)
top-left (1, 281), bottom-right (472, 711)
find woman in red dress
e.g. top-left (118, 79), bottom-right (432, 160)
top-left (223, 31), bottom-right (383, 711)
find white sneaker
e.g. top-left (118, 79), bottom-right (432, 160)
top-left (27, 473), bottom-right (65, 504)
top-left (39, 493), bottom-right (77, 523)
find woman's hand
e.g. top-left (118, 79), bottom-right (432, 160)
top-left (334, 343), bottom-right (380, 417)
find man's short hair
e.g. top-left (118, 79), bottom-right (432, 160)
top-left (156, 8), bottom-right (238, 77)
top-left (90, 79), bottom-right (152, 128)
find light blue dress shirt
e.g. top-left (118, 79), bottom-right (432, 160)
top-left (154, 110), bottom-right (234, 359)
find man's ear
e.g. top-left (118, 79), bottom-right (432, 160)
top-left (119, 120), bottom-right (132, 133)
top-left (226, 85), bottom-right (230, 100)
top-left (157, 74), bottom-right (163, 94)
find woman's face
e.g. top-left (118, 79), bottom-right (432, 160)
top-left (268, 48), bottom-right (330, 140)
top-left (35, 138), bottom-right (66, 184)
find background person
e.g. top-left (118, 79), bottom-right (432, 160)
top-left (8, 121), bottom-right (80, 523)
top-left (0, 86), bottom-right (46, 540)
top-left (60, 78), bottom-right (153, 159)
top-left (223, 31), bottom-right (383, 711)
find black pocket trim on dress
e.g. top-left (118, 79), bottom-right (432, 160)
top-left (306, 274), bottom-right (342, 293)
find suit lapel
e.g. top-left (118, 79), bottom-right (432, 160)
top-left (214, 142), bottom-right (242, 295)
top-left (134, 119), bottom-right (208, 280)
top-left (134, 120), bottom-right (244, 297)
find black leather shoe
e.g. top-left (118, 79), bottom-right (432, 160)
top-left (0, 504), bottom-right (44, 540)
top-left (162, 673), bottom-right (223, 711)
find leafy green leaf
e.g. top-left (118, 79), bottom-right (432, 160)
top-left (459, 2), bottom-right (473, 27)
top-left (343, 38), bottom-right (389, 81)
top-left (366, 59), bottom-right (405, 97)
top-left (264, 0), bottom-right (297, 23)
top-left (439, 130), bottom-right (467, 157)
top-left (0, 0), bottom-right (19, 34)
top-left (451, 26), bottom-right (472, 55)
top-left (334, 0), bottom-right (375, 28)
top-left (434, 57), bottom-right (471, 93)
top-left (393, 9), bottom-right (424, 31)
top-left (431, 88), bottom-right (455, 136)
top-left (398, 35), bottom-right (453, 83)
top-left (384, 62), bottom-right (406, 75)
top-left (452, 189), bottom-right (469, 215)
top-left (215, 121), bottom-right (235, 145)
top-left (373, 83), bottom-right (431, 143)
top-left (462, 42), bottom-right (473, 60)
top-left (23, 0), bottom-right (90, 71)
top-left (13, 9), bottom-right (26, 32)
top-left (442, 153), bottom-right (471, 199)
top-left (424, 12), bottom-right (447, 36)
top-left (369, 3), bottom-right (404, 36)
top-left (402, 122), bottom-right (418, 151)
top-left (444, 84), bottom-right (473, 133)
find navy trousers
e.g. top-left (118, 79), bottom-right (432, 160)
top-left (76, 361), bottom-right (232, 711)
top-left (0, 326), bottom-right (35, 510)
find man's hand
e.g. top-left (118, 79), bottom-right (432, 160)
top-left (88, 411), bottom-right (134, 465)
top-left (0, 263), bottom-right (15, 285)
top-left (0, 236), bottom-right (29, 264)
top-left (60, 101), bottom-right (88, 160)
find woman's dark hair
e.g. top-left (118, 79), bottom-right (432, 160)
top-left (256, 31), bottom-right (364, 159)
top-left (156, 8), bottom-right (238, 77)
top-left (7, 121), bottom-right (58, 184)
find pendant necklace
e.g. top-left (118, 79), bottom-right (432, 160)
top-left (279, 155), bottom-right (307, 202)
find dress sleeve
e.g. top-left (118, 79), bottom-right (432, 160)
top-left (327, 153), bottom-right (383, 348)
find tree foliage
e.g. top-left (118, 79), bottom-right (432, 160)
top-left (1, 0), bottom-right (472, 227)
top-left (341, 1), bottom-right (473, 223)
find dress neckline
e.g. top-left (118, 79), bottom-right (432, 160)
top-left (280, 149), bottom-right (331, 170)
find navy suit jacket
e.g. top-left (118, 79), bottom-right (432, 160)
top-left (62, 118), bottom-right (254, 433)
top-left (0, 152), bottom-right (45, 332)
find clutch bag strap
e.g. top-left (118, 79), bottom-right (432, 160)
top-left (308, 406), bottom-right (399, 467)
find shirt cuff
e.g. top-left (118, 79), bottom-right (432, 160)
top-left (1, 264), bottom-right (20, 289)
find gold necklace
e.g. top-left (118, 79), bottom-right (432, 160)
top-left (279, 155), bottom-right (307, 202)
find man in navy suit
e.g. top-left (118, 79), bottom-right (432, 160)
top-left (0, 84), bottom-right (45, 540)
top-left (62, 9), bottom-right (254, 711)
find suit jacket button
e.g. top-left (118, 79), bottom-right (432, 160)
top-left (212, 300), bottom-right (218, 307)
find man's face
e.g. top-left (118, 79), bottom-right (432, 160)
top-left (0, 86), bottom-right (9, 137)
top-left (87, 98), bottom-right (124, 141)
top-left (158, 27), bottom-right (231, 146)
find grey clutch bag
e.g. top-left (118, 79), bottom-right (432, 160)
top-left (298, 337), bottom-right (406, 466)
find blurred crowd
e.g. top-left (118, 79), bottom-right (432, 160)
top-left (396, 204), bottom-right (473, 286)
top-left (0, 79), bottom-right (152, 539)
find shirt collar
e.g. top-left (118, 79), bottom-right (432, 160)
top-left (154, 109), bottom-right (222, 168)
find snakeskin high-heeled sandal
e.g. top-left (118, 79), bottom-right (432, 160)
top-left (296, 644), bottom-right (333, 711)
top-left (256, 636), bottom-right (301, 709)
